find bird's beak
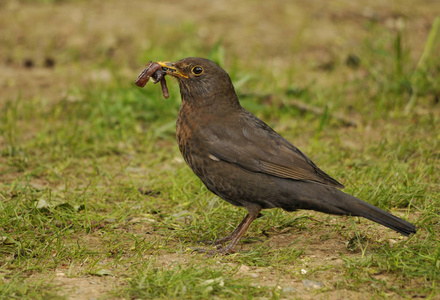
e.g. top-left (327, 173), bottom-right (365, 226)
top-left (157, 61), bottom-right (188, 79)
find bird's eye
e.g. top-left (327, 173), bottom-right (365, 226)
top-left (191, 66), bottom-right (204, 76)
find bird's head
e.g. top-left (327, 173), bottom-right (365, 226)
top-left (156, 57), bottom-right (240, 108)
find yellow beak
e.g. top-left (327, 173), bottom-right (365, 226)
top-left (157, 61), bottom-right (188, 79)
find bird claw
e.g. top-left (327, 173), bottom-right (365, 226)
top-left (195, 240), bottom-right (216, 245)
top-left (189, 246), bottom-right (236, 256)
top-left (195, 237), bottom-right (231, 246)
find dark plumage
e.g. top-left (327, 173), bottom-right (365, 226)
top-left (148, 57), bottom-right (416, 254)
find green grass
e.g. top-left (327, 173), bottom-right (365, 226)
top-left (124, 261), bottom-right (272, 299)
top-left (1, 1), bottom-right (440, 299)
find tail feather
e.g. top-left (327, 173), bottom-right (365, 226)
top-left (276, 181), bottom-right (417, 236)
top-left (344, 198), bottom-right (416, 236)
top-left (322, 188), bottom-right (417, 236)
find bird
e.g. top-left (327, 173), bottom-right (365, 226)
top-left (144, 57), bottom-right (416, 254)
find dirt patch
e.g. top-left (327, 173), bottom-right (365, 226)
top-left (50, 274), bottom-right (122, 300)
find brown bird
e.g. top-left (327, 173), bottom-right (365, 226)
top-left (145, 57), bottom-right (416, 254)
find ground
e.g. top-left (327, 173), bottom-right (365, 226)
top-left (1, 0), bottom-right (439, 299)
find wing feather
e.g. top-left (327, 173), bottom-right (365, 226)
top-left (202, 109), bottom-right (344, 188)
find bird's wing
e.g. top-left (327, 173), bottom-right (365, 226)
top-left (202, 109), bottom-right (344, 188)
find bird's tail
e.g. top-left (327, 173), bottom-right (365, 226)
top-left (340, 195), bottom-right (417, 236)
top-left (279, 181), bottom-right (417, 236)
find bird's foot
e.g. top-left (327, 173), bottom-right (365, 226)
top-left (190, 245), bottom-right (236, 256)
top-left (212, 237), bottom-right (232, 245)
top-left (195, 236), bottom-right (232, 246)
top-left (195, 240), bottom-right (215, 245)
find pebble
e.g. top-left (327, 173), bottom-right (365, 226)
top-left (283, 286), bottom-right (296, 293)
top-left (302, 279), bottom-right (324, 290)
top-left (172, 211), bottom-right (193, 222)
top-left (238, 265), bottom-right (250, 273)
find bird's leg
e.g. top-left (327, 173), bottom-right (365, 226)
top-left (213, 214), bottom-right (254, 245)
top-left (216, 205), bottom-right (261, 254)
top-left (213, 211), bottom-right (264, 245)
top-left (193, 204), bottom-right (262, 255)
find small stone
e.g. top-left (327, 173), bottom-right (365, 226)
top-left (302, 279), bottom-right (324, 290)
top-left (172, 211), bottom-right (192, 222)
top-left (1, 236), bottom-right (15, 245)
top-left (238, 265), bottom-right (250, 273)
top-left (35, 199), bottom-right (49, 210)
top-left (283, 286), bottom-right (296, 293)
top-left (388, 239), bottom-right (397, 248)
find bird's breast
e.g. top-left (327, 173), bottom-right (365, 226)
top-left (176, 102), bottom-right (212, 177)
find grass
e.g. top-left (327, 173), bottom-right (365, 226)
top-left (1, 0), bottom-right (440, 299)
top-left (124, 261), bottom-right (273, 299)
